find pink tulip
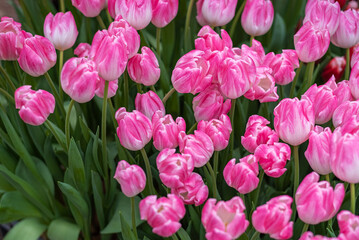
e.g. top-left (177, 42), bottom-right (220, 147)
top-left (115, 107), bottom-right (152, 151)
top-left (196, 0), bottom-right (238, 27)
top-left (74, 43), bottom-right (91, 58)
top-left (71, 0), bottom-right (106, 17)
top-left (241, 115), bottom-right (279, 153)
top-left (331, 80), bottom-right (354, 106)
top-left (195, 26), bottom-right (233, 52)
top-left (296, 172), bottom-right (345, 225)
top-left (61, 57), bottom-right (98, 103)
top-left (241, 0), bottom-right (274, 37)
top-left (90, 30), bottom-right (127, 81)
top-left (156, 148), bottom-right (194, 188)
top-left (350, 62), bottom-right (359, 99)
top-left (202, 197), bottom-right (249, 240)
top-left (252, 195), bottom-right (293, 240)
top-left (197, 114), bottom-right (232, 151)
top-left (300, 232), bottom-right (342, 240)
top-left (140, 194), bottom-right (185, 237)
top-left (15, 85), bottom-right (55, 126)
top-left (172, 172), bottom-right (209, 206)
top-left (218, 55), bottom-right (257, 99)
top-left (302, 83), bottom-right (337, 124)
top-left (18, 35), bottom-right (57, 77)
top-left (330, 126), bottom-right (359, 183)
top-left (305, 126), bottom-right (332, 175)
top-left (294, 21), bottom-right (330, 63)
top-left (332, 9), bottom-right (359, 48)
top-left (44, 12), bottom-right (78, 51)
top-left (151, 0), bottom-right (178, 28)
top-left (254, 142), bottom-right (291, 178)
top-left (0, 17), bottom-right (27, 60)
top-left (337, 210), bottom-right (359, 240)
top-left (240, 39), bottom-right (266, 67)
top-left (223, 156), bottom-right (259, 194)
top-left (135, 91), bottom-right (165, 120)
top-left (274, 98), bottom-right (315, 146)
top-left (304, 0), bottom-right (340, 36)
top-left (114, 160), bottom-right (146, 197)
top-left (95, 78), bottom-right (118, 98)
top-left (128, 47), bottom-right (160, 86)
top-left (332, 100), bottom-right (359, 128)
top-left (171, 50), bottom-right (212, 94)
top-left (352, 45), bottom-right (359, 68)
top-left (192, 85), bottom-right (231, 122)
top-left (244, 67), bottom-right (279, 103)
top-left (152, 111), bottom-right (186, 151)
top-left (178, 130), bottom-right (214, 168)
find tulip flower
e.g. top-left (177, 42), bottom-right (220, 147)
top-left (332, 100), bottom-right (359, 128)
top-left (296, 172), bottom-right (345, 225)
top-left (321, 57), bottom-right (346, 82)
top-left (351, 44), bottom-right (359, 68)
top-left (74, 43), bottom-right (91, 58)
top-left (15, 85), bottom-right (55, 126)
top-left (350, 62), bottom-right (359, 99)
top-left (332, 9), bottom-right (359, 49)
top-left (299, 232), bottom-right (343, 240)
top-left (135, 91), bottom-right (165, 120)
top-left (71, 0), bottom-right (106, 17)
top-left (195, 26), bottom-right (233, 52)
top-left (151, 0), bottom-right (178, 28)
top-left (140, 194), bottom-right (185, 237)
top-left (337, 210), bottom-right (359, 240)
top-left (196, 0), bottom-right (238, 27)
top-left (330, 79), bottom-right (354, 106)
top-left (240, 39), bottom-right (266, 67)
top-left (95, 78), bottom-right (118, 98)
top-left (114, 160), bottom-right (146, 197)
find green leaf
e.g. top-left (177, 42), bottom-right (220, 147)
top-left (269, 13), bottom-right (286, 52)
top-left (177, 227), bottom-right (191, 240)
top-left (47, 219), bottom-right (81, 240)
top-left (120, 212), bottom-right (136, 240)
top-left (45, 120), bottom-right (67, 152)
top-left (4, 218), bottom-right (47, 240)
top-left (78, 116), bottom-right (90, 142)
top-left (68, 139), bottom-right (86, 193)
top-left (238, 233), bottom-right (249, 240)
top-left (91, 171), bottom-right (105, 229)
top-left (57, 182), bottom-right (89, 218)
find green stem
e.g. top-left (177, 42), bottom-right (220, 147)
top-left (59, 50), bottom-right (64, 99)
top-left (60, 0), bottom-right (65, 12)
top-left (96, 15), bottom-right (106, 29)
top-left (187, 122), bottom-right (198, 134)
top-left (131, 197), bottom-right (138, 240)
top-left (44, 72), bottom-right (66, 117)
top-left (44, 120), bottom-right (67, 151)
top-left (254, 170), bottom-right (264, 207)
top-left (0, 64), bottom-right (16, 91)
top-left (156, 28), bottom-right (161, 57)
top-left (229, 0), bottom-right (247, 38)
top-left (150, 85), bottom-right (156, 93)
top-left (250, 35), bottom-right (254, 46)
top-left (289, 61), bottom-right (303, 98)
top-left (292, 145), bottom-right (300, 220)
top-left (226, 99), bottom-right (236, 159)
top-left (106, 9), bottom-right (113, 23)
top-left (136, 83), bottom-right (143, 93)
top-left (301, 223), bottom-right (309, 235)
top-left (0, 87), bottom-right (15, 104)
top-left (345, 48), bottom-right (350, 80)
top-left (351, 183), bottom-right (356, 214)
top-left (250, 231), bottom-right (260, 240)
top-left (213, 151), bottom-right (219, 191)
top-left (124, 71), bottom-right (129, 109)
top-left (304, 62), bottom-right (315, 93)
top-left (102, 81), bottom-right (109, 183)
top-left (13, 61), bottom-right (22, 82)
top-left (184, 0), bottom-right (195, 48)
top-left (206, 162), bottom-right (217, 199)
top-left (279, 85), bottom-right (284, 100)
top-left (162, 88), bottom-right (176, 104)
top-left (140, 148), bottom-right (156, 195)
top-left (325, 174), bottom-right (330, 183)
top-left (65, 99), bottom-right (75, 149)
top-left (172, 234), bottom-right (179, 240)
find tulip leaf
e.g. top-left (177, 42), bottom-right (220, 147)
top-left (47, 219), bottom-right (81, 240)
top-left (120, 211), bottom-right (137, 240)
top-left (268, 13), bottom-right (286, 52)
top-left (91, 170), bottom-right (105, 229)
top-left (238, 233), bottom-right (249, 240)
top-left (188, 205), bottom-right (201, 234)
top-left (177, 227), bottom-right (191, 240)
top-left (3, 218), bottom-right (47, 240)
top-left (68, 139), bottom-right (86, 193)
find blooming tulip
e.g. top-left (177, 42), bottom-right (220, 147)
top-left (296, 172), bottom-right (345, 225)
top-left (321, 57), bottom-right (346, 82)
top-left (95, 78), bottom-right (118, 98)
top-left (114, 160), bottom-right (146, 197)
top-left (196, 0), bottom-right (238, 27)
top-left (195, 26), bottom-right (233, 52)
top-left (139, 194), bottom-right (185, 237)
top-left (151, 0), bottom-right (178, 28)
top-left (240, 39), bottom-right (266, 67)
top-left (352, 44), bottom-right (359, 68)
top-left (332, 9), bottom-right (359, 48)
top-left (0, 17), bottom-right (27, 60)
top-left (74, 43), bottom-right (91, 58)
top-left (15, 85), bottom-right (55, 126)
top-left (241, 0), bottom-right (274, 37)
top-left (299, 232), bottom-right (342, 240)
top-left (223, 156), bottom-right (259, 194)
top-left (332, 100), bottom-right (359, 128)
top-left (350, 62), bottom-right (359, 99)
top-left (202, 197), bottom-right (249, 240)
top-left (337, 210), bottom-right (359, 240)
top-left (135, 91), bottom-right (165, 120)
top-left (115, 108), bottom-right (152, 151)
top-left (332, 80), bottom-right (354, 106)
top-left (71, 0), bottom-right (106, 17)
top-left (252, 195), bottom-right (293, 240)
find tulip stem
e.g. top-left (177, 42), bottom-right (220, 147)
top-left (59, 50), bottom-right (64, 99)
top-left (250, 231), bottom-right (260, 240)
top-left (184, 0), bottom-right (195, 49)
top-left (187, 122), bottom-right (198, 134)
top-left (304, 61), bottom-right (315, 93)
top-left (172, 234), bottom-right (179, 240)
top-left (106, 9), bottom-right (113, 23)
top-left (290, 61), bottom-right (303, 98)
top-left (351, 183), bottom-right (356, 214)
top-left (96, 15), bottom-right (106, 29)
top-left (150, 85), bottom-right (156, 93)
top-left (124, 72), bottom-right (129, 109)
top-left (253, 170), bottom-right (264, 207)
top-left (325, 174), bottom-right (330, 183)
top-left (44, 120), bottom-right (67, 151)
top-left (136, 84), bottom-right (143, 93)
top-left (345, 48), bottom-right (350, 80)
top-left (292, 145), bottom-right (299, 220)
top-left (140, 148), bottom-right (156, 195)
top-left (213, 151), bottom-right (219, 193)
top-left (162, 88), bottom-right (176, 104)
top-left (206, 162), bottom-right (217, 199)
top-left (0, 64), bottom-right (16, 92)
top-left (301, 223), bottom-right (309, 234)
top-left (59, 0), bottom-right (65, 12)
top-left (65, 99), bottom-right (75, 149)
top-left (250, 35), bottom-right (254, 46)
top-left (229, 0), bottom-right (247, 38)
top-left (102, 81), bottom-right (109, 183)
top-left (44, 72), bottom-right (66, 117)
top-left (0, 87), bottom-right (14, 104)
top-left (131, 197), bottom-right (138, 240)
top-left (156, 28), bottom-right (161, 57)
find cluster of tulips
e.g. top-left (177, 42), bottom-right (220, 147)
top-left (1, 0), bottom-right (359, 239)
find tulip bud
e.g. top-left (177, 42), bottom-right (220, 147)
top-left (202, 197), bottom-right (249, 240)
top-left (115, 107), bottom-right (152, 151)
top-left (223, 156), bottom-right (259, 194)
top-left (95, 78), bottom-right (118, 98)
top-left (332, 9), bottom-right (359, 48)
top-left (332, 100), bottom-right (359, 128)
top-left (61, 57), bottom-right (98, 103)
top-left (128, 47), bottom-right (160, 86)
top-left (135, 91), bottom-right (165, 120)
top-left (252, 195), bottom-right (293, 240)
top-left (178, 130), bottom-right (214, 168)
top-left (241, 0), bottom-right (274, 37)
top-left (337, 210), bottom-right (359, 239)
top-left (114, 160), bottom-right (146, 197)
top-left (196, 0), bottom-right (238, 27)
top-left (18, 35), bottom-right (57, 77)
top-left (171, 50), bottom-right (212, 94)
top-left (151, 0), bottom-right (178, 28)
top-left (44, 12), bottom-right (78, 51)
top-left (0, 17), bottom-right (27, 60)
top-left (156, 148), bottom-right (194, 188)
top-left (321, 57), bottom-right (346, 82)
top-left (294, 21), bottom-right (330, 63)
top-left (71, 0), bottom-right (106, 17)
top-left (140, 194), bottom-right (186, 237)
top-left (305, 126), bottom-right (332, 175)
top-left (274, 98), bottom-right (315, 146)
top-left (241, 115), bottom-right (279, 153)
top-left (350, 62), bottom-right (359, 99)
top-left (254, 142), bottom-right (291, 178)
top-left (15, 85), bottom-right (55, 126)
top-left (296, 172), bottom-right (345, 225)
top-left (192, 85), bottom-right (231, 122)
top-left (172, 172), bottom-right (209, 206)
top-left (74, 43), bottom-right (91, 58)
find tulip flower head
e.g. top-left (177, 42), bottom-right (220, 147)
top-left (114, 160), bottom-right (146, 197)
